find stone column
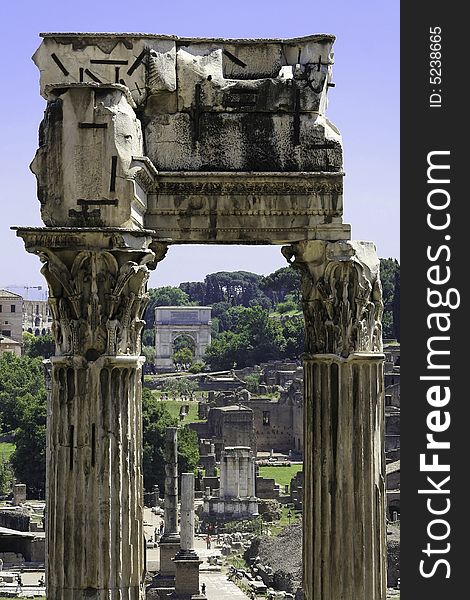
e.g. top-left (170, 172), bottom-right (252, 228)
top-left (179, 473), bottom-right (195, 553)
top-left (16, 227), bottom-right (167, 600)
top-left (282, 240), bottom-right (386, 600)
top-left (159, 427), bottom-right (180, 577)
top-left (173, 473), bottom-right (204, 599)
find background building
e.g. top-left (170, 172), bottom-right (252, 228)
top-left (23, 299), bottom-right (52, 336)
top-left (0, 290), bottom-right (23, 343)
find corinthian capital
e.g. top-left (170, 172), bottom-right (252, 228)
top-left (282, 240), bottom-right (383, 357)
top-left (16, 228), bottom-right (168, 360)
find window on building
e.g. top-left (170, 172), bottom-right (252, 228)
top-left (11, 305), bottom-right (16, 312)
top-left (0, 305), bottom-right (2, 312)
top-left (2, 330), bottom-right (11, 337)
top-left (262, 411), bottom-right (270, 426)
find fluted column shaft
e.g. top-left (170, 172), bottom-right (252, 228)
top-left (47, 356), bottom-right (145, 600)
top-left (303, 354), bottom-right (386, 600)
top-left (283, 239), bottom-right (386, 600)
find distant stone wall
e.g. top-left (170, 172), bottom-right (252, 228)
top-left (0, 509), bottom-right (30, 532)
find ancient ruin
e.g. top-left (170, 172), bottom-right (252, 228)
top-left (15, 31), bottom-right (386, 600)
top-left (203, 447), bottom-right (258, 522)
top-left (154, 306), bottom-right (212, 371)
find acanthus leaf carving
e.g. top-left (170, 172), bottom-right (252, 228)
top-left (34, 238), bottom-right (166, 359)
top-left (283, 240), bottom-right (383, 357)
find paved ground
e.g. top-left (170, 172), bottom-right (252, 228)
top-left (200, 572), bottom-right (250, 599)
top-left (0, 569), bottom-right (45, 596)
top-left (144, 507), bottom-right (249, 599)
top-left (0, 508), bottom-right (249, 599)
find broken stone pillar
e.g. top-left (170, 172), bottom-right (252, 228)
top-left (283, 240), bottom-right (387, 600)
top-left (159, 427), bottom-right (180, 579)
top-left (12, 484), bottom-right (27, 506)
top-left (15, 228), bottom-right (166, 600)
top-left (172, 473), bottom-right (204, 599)
top-left (152, 485), bottom-right (161, 508)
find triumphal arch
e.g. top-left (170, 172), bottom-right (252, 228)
top-left (15, 32), bottom-right (386, 600)
top-left (154, 306), bottom-right (212, 370)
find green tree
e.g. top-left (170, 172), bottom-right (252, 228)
top-left (10, 390), bottom-right (47, 497)
top-left (142, 345), bottom-right (156, 364)
top-left (379, 258), bottom-right (400, 339)
top-left (275, 293), bottom-right (299, 314)
top-left (26, 333), bottom-right (55, 359)
top-left (142, 389), bottom-right (177, 491)
top-left (180, 271), bottom-right (271, 307)
top-left (162, 377), bottom-right (198, 398)
top-left (173, 334), bottom-right (196, 353)
top-left (243, 372), bottom-right (261, 393)
top-left (203, 331), bottom-right (250, 370)
top-left (281, 315), bottom-right (305, 358)
top-left (0, 455), bottom-right (13, 496)
top-left (144, 286), bottom-right (191, 331)
top-left (177, 426), bottom-right (200, 476)
top-left (142, 389), bottom-right (200, 492)
top-left (142, 329), bottom-right (155, 347)
top-left (22, 331), bottom-right (36, 355)
top-left (260, 266), bottom-right (301, 304)
top-left (204, 306), bottom-right (286, 369)
top-left (173, 347), bottom-right (194, 368)
top-left (0, 353), bottom-right (46, 433)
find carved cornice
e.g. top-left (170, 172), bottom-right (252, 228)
top-left (130, 156), bottom-right (159, 193)
top-left (283, 240), bottom-right (383, 357)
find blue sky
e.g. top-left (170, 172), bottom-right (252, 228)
top-left (0, 0), bottom-right (399, 291)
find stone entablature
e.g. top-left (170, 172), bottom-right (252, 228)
top-left (31, 32), bottom-right (348, 245)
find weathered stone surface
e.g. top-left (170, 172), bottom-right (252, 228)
top-left (16, 228), bottom-right (165, 359)
top-left (155, 306), bottom-right (212, 370)
top-left (203, 447), bottom-right (258, 521)
top-left (146, 172), bottom-right (348, 244)
top-left (179, 473), bottom-right (196, 552)
top-left (283, 240), bottom-right (386, 600)
top-left (33, 34), bottom-right (176, 105)
top-left (14, 228), bottom-right (166, 600)
top-left (283, 240), bottom-right (383, 356)
top-left (31, 32), bottom-right (346, 245)
top-left (31, 86), bottom-right (156, 229)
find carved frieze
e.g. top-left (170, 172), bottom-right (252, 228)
top-left (283, 240), bottom-right (383, 357)
top-left (153, 178), bottom-right (343, 196)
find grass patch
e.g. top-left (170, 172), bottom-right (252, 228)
top-left (269, 504), bottom-right (301, 536)
top-left (159, 400), bottom-right (204, 424)
top-left (258, 464), bottom-right (302, 490)
top-left (0, 442), bottom-right (15, 459)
